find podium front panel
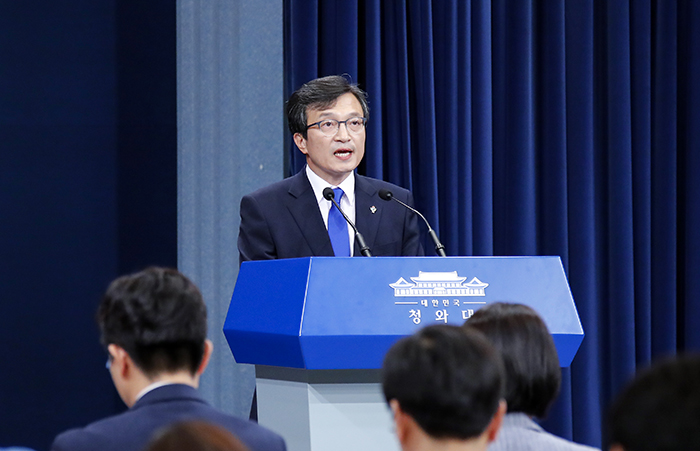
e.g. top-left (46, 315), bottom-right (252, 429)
top-left (224, 256), bottom-right (584, 369)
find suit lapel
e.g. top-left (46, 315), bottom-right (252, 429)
top-left (354, 175), bottom-right (381, 255)
top-left (286, 171), bottom-right (334, 256)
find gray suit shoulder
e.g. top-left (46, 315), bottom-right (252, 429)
top-left (489, 413), bottom-right (600, 451)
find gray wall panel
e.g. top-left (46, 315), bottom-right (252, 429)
top-left (177, 0), bottom-right (284, 417)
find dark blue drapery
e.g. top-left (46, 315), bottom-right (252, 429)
top-left (285, 0), bottom-right (700, 447)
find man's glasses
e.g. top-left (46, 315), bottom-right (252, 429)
top-left (306, 117), bottom-right (367, 136)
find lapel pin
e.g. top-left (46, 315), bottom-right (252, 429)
top-left (370, 206), bottom-right (377, 214)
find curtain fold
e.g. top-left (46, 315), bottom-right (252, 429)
top-left (650, 0), bottom-right (678, 357)
top-left (629, 0), bottom-right (653, 365)
top-left (285, 0), bottom-right (700, 447)
top-left (679, 1), bottom-right (700, 350)
top-left (603, 0), bottom-right (638, 398)
top-left (471, 0), bottom-right (494, 257)
top-left (562, 0), bottom-right (601, 442)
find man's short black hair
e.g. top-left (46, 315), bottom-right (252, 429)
top-left (464, 302), bottom-right (561, 418)
top-left (147, 421), bottom-right (250, 451)
top-left (286, 75), bottom-right (369, 138)
top-left (608, 354), bottom-right (700, 451)
top-left (97, 267), bottom-right (208, 377)
top-left (382, 325), bottom-right (504, 440)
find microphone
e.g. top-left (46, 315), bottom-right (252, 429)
top-left (323, 187), bottom-right (373, 257)
top-left (378, 188), bottom-right (447, 257)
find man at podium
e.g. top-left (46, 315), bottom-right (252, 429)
top-left (238, 75), bottom-right (424, 262)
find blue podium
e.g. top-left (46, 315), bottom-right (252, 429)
top-left (224, 257), bottom-right (584, 451)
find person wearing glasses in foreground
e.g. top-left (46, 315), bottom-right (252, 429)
top-left (238, 75), bottom-right (423, 261)
top-left (464, 302), bottom-right (599, 451)
top-left (50, 267), bottom-right (286, 451)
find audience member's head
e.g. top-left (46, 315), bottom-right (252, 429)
top-left (98, 267), bottom-right (213, 406)
top-left (146, 421), bottom-right (251, 451)
top-left (607, 354), bottom-right (700, 451)
top-left (285, 74), bottom-right (369, 138)
top-left (464, 302), bottom-right (560, 418)
top-left (382, 325), bottom-right (506, 451)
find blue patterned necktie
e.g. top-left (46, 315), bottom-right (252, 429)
top-left (328, 187), bottom-right (350, 256)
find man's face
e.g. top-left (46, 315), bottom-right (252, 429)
top-left (293, 92), bottom-right (366, 186)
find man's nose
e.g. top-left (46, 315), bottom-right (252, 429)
top-left (334, 122), bottom-right (351, 140)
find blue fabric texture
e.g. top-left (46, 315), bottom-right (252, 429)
top-left (285, 0), bottom-right (700, 448)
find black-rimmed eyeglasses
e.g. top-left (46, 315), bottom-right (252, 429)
top-left (306, 117), bottom-right (367, 136)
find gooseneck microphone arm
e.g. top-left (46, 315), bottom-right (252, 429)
top-left (323, 187), bottom-right (373, 257)
top-left (378, 189), bottom-right (447, 257)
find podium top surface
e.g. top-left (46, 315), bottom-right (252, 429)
top-left (224, 256), bottom-right (584, 370)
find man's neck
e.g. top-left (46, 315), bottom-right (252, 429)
top-left (127, 371), bottom-right (199, 407)
top-left (305, 164), bottom-right (353, 188)
top-left (151, 371), bottom-right (200, 387)
top-left (403, 433), bottom-right (490, 451)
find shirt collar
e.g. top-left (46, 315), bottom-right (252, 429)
top-left (134, 381), bottom-right (175, 403)
top-left (305, 165), bottom-right (355, 204)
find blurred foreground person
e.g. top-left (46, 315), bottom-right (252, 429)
top-left (382, 325), bottom-right (506, 451)
top-left (146, 421), bottom-right (251, 451)
top-left (608, 354), bottom-right (700, 451)
top-left (51, 267), bottom-right (286, 451)
top-left (465, 302), bottom-right (599, 451)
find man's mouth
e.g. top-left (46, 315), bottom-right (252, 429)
top-left (334, 149), bottom-right (353, 158)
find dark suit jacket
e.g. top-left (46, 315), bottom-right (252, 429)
top-left (50, 384), bottom-right (286, 451)
top-left (238, 171), bottom-right (424, 261)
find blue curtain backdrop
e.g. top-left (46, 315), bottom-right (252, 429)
top-left (285, 0), bottom-right (700, 447)
top-left (0, 2), bottom-right (177, 448)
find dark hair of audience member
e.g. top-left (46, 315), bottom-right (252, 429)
top-left (97, 267), bottom-right (208, 377)
top-left (607, 354), bottom-right (700, 451)
top-left (382, 324), bottom-right (504, 440)
top-left (146, 421), bottom-right (250, 451)
top-left (464, 302), bottom-right (561, 418)
top-left (285, 74), bottom-right (370, 138)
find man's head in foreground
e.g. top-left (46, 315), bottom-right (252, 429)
top-left (608, 354), bottom-right (700, 451)
top-left (382, 325), bottom-right (506, 451)
top-left (98, 267), bottom-right (213, 407)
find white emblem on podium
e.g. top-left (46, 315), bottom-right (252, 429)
top-left (390, 271), bottom-right (489, 297)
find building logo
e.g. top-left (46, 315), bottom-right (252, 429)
top-left (390, 271), bottom-right (489, 297)
top-left (390, 271), bottom-right (489, 325)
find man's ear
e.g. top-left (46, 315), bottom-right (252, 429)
top-left (389, 399), bottom-right (401, 418)
top-left (485, 399), bottom-right (507, 443)
top-left (293, 133), bottom-right (308, 154)
top-left (107, 344), bottom-right (131, 378)
top-left (390, 399), bottom-right (409, 443)
top-left (196, 339), bottom-right (214, 376)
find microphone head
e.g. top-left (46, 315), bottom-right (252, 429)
top-left (323, 187), bottom-right (335, 200)
top-left (378, 189), bottom-right (393, 201)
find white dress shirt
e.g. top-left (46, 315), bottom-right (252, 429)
top-left (305, 165), bottom-right (356, 256)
